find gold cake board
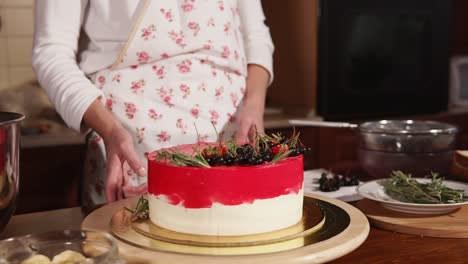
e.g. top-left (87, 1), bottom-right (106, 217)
top-left (82, 194), bottom-right (369, 264)
top-left (113, 196), bottom-right (325, 249)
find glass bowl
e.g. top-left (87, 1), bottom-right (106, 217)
top-left (0, 230), bottom-right (123, 264)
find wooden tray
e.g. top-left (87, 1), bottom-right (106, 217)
top-left (82, 194), bottom-right (369, 264)
top-left (356, 198), bottom-right (468, 238)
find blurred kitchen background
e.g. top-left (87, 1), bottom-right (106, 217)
top-left (2, 0), bottom-right (468, 214)
top-left (0, 0), bottom-right (79, 140)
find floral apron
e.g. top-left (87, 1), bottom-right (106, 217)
top-left (83, 0), bottom-right (247, 206)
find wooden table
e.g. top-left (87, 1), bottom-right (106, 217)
top-left (2, 205), bottom-right (468, 263)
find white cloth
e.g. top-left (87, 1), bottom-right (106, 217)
top-left (32, 0), bottom-right (274, 132)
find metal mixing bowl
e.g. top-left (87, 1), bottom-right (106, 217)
top-left (357, 120), bottom-right (458, 178)
top-left (0, 112), bottom-right (24, 234)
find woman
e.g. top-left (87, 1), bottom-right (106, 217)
top-left (32, 0), bottom-right (273, 206)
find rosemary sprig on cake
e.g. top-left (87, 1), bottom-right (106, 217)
top-left (153, 131), bottom-right (311, 167)
top-left (382, 171), bottom-right (468, 204)
top-left (124, 196), bottom-right (149, 221)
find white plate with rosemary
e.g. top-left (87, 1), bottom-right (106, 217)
top-left (356, 171), bottom-right (468, 215)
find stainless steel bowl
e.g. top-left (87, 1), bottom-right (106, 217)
top-left (0, 112), bottom-right (24, 234)
top-left (357, 120), bottom-right (458, 178)
top-left (288, 119), bottom-right (459, 178)
top-left (357, 120), bottom-right (458, 153)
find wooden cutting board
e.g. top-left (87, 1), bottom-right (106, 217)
top-left (356, 198), bottom-right (468, 238)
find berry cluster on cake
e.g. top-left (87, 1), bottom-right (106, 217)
top-left (146, 133), bottom-right (310, 236)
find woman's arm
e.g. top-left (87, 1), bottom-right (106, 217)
top-left (236, 65), bottom-right (270, 143)
top-left (236, 0), bottom-right (274, 143)
top-left (83, 100), bottom-right (146, 202)
top-left (33, 0), bottom-right (145, 202)
top-left (32, 0), bottom-right (103, 132)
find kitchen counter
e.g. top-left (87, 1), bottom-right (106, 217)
top-left (2, 201), bottom-right (468, 264)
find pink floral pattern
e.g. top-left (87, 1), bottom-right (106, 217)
top-left (218, 0), bottom-right (225, 11)
top-left (112, 73), bottom-right (121, 83)
top-left (158, 87), bottom-right (175, 107)
top-left (157, 131), bottom-right (171, 142)
top-left (97, 76), bottom-right (106, 89)
top-left (137, 51), bottom-right (150, 64)
top-left (169, 30), bottom-right (186, 48)
top-left (197, 81), bottom-right (207, 92)
top-left (190, 105), bottom-right (201, 118)
top-left (221, 46), bottom-right (230, 58)
top-left (215, 86), bottom-right (224, 100)
top-left (106, 94), bottom-right (115, 111)
top-left (177, 59), bottom-right (192, 73)
top-left (210, 110), bottom-right (220, 125)
top-left (131, 79), bottom-right (146, 94)
top-left (124, 102), bottom-right (137, 119)
top-left (224, 22), bottom-right (231, 34)
top-left (203, 40), bottom-right (214, 50)
top-left (230, 92), bottom-right (238, 107)
top-left (179, 84), bottom-right (191, 99)
top-left (176, 118), bottom-right (188, 134)
top-left (148, 109), bottom-right (163, 120)
top-left (152, 64), bottom-right (166, 79)
top-left (188, 22), bottom-right (200, 36)
top-left (160, 8), bottom-right (174, 22)
top-left (181, 0), bottom-right (195, 12)
top-left (141, 24), bottom-right (156, 40)
top-left (207, 17), bottom-right (216, 27)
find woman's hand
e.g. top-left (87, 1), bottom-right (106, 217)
top-left (103, 125), bottom-right (146, 202)
top-left (236, 99), bottom-right (265, 143)
top-left (83, 99), bottom-right (146, 203)
top-left (235, 64), bottom-right (270, 143)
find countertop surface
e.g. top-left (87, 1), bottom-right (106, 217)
top-left (3, 200), bottom-right (468, 263)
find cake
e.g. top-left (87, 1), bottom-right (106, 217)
top-left (147, 143), bottom-right (305, 236)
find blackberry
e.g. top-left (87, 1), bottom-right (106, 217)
top-left (318, 172), bottom-right (360, 192)
top-left (263, 152), bottom-right (273, 162)
top-left (318, 172), bottom-right (328, 185)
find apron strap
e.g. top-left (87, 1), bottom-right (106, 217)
top-left (111, 0), bottom-right (152, 70)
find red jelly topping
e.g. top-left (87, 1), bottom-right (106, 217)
top-left (148, 144), bottom-right (304, 209)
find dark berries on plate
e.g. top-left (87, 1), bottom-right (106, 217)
top-left (318, 171), bottom-right (360, 192)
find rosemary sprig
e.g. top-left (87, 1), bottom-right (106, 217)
top-left (271, 149), bottom-right (293, 163)
top-left (153, 130), bottom-right (310, 167)
top-left (124, 196), bottom-right (149, 221)
top-left (382, 171), bottom-right (468, 204)
top-left (155, 149), bottom-right (211, 168)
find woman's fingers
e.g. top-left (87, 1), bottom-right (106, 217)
top-left (236, 119), bottom-right (251, 144)
top-left (122, 142), bottom-right (147, 177)
top-left (123, 183), bottom-right (148, 198)
top-left (236, 118), bottom-right (264, 144)
top-left (106, 154), bottom-right (123, 202)
top-left (248, 123), bottom-right (264, 142)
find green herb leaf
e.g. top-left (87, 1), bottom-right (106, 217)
top-left (124, 196), bottom-right (149, 221)
top-left (382, 171), bottom-right (468, 204)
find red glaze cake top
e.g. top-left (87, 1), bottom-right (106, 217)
top-left (147, 144), bottom-right (304, 209)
